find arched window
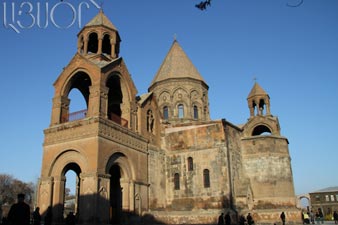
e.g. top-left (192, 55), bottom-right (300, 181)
top-left (87, 32), bottom-right (98, 54)
top-left (163, 106), bottom-right (169, 120)
top-left (174, 173), bottom-right (180, 190)
top-left (259, 99), bottom-right (266, 115)
top-left (62, 72), bottom-right (91, 123)
top-left (193, 105), bottom-right (198, 119)
top-left (102, 34), bottom-right (111, 55)
top-left (187, 157), bottom-right (193, 171)
top-left (203, 169), bottom-right (210, 188)
top-left (252, 125), bottom-right (272, 136)
top-left (178, 104), bottom-right (184, 119)
top-left (106, 75), bottom-right (122, 118)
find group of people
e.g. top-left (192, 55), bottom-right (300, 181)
top-left (334, 211), bottom-right (338, 224)
top-left (2, 193), bottom-right (75, 225)
top-left (218, 212), bottom-right (254, 225)
top-left (301, 208), bottom-right (326, 224)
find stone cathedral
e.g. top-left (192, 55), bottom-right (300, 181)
top-left (37, 11), bottom-right (301, 225)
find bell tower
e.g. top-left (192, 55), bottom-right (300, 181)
top-left (247, 82), bottom-right (271, 117)
top-left (239, 81), bottom-right (297, 220)
top-left (77, 9), bottom-right (121, 59)
top-left (38, 11), bottom-right (149, 225)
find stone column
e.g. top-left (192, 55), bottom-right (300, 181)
top-left (37, 177), bottom-right (54, 215)
top-left (83, 38), bottom-right (88, 55)
top-left (130, 180), bottom-right (135, 212)
top-left (120, 178), bottom-right (130, 212)
top-left (97, 174), bottom-right (111, 224)
top-left (52, 176), bottom-right (66, 223)
top-left (100, 86), bottom-right (109, 119)
top-left (51, 96), bottom-right (69, 125)
top-left (110, 34), bottom-right (116, 58)
top-left (98, 37), bottom-right (103, 54)
top-left (266, 98), bottom-right (271, 115)
top-left (79, 173), bottom-right (99, 224)
top-left (87, 85), bottom-right (101, 117)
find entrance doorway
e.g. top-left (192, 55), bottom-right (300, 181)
top-left (109, 165), bottom-right (122, 224)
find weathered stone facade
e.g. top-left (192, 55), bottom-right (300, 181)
top-left (37, 11), bottom-right (301, 225)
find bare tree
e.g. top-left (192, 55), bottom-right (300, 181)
top-left (195, 0), bottom-right (304, 10)
top-left (0, 174), bottom-right (35, 206)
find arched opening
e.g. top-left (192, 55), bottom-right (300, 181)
top-left (252, 100), bottom-right (257, 115)
top-left (203, 169), bottom-right (210, 188)
top-left (174, 173), bottom-right (180, 190)
top-left (102, 34), bottom-right (111, 55)
top-left (87, 32), bottom-right (98, 54)
top-left (106, 74), bottom-right (122, 119)
top-left (63, 72), bottom-right (91, 122)
top-left (259, 99), bottom-right (266, 115)
top-left (178, 104), bottom-right (184, 119)
top-left (62, 163), bottom-right (81, 219)
top-left (193, 105), bottom-right (198, 119)
top-left (252, 125), bottom-right (272, 136)
top-left (163, 106), bottom-right (169, 120)
top-left (68, 88), bottom-right (87, 116)
top-left (109, 165), bottom-right (122, 225)
top-left (187, 157), bottom-right (193, 171)
top-left (300, 196), bottom-right (310, 210)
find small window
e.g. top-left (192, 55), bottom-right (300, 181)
top-left (315, 195), bottom-right (320, 201)
top-left (331, 195), bottom-right (335, 202)
top-left (178, 104), bottom-right (184, 119)
top-left (193, 105), bottom-right (198, 119)
top-left (325, 195), bottom-right (329, 201)
top-left (203, 169), bottom-right (210, 188)
top-left (163, 106), bottom-right (169, 120)
top-left (187, 157), bottom-right (193, 171)
top-left (174, 173), bottom-right (180, 190)
top-left (336, 194), bottom-right (338, 201)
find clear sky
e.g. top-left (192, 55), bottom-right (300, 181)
top-left (0, 0), bottom-right (337, 196)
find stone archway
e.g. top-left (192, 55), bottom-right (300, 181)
top-left (106, 153), bottom-right (134, 225)
top-left (109, 164), bottom-right (122, 224)
top-left (297, 194), bottom-right (311, 209)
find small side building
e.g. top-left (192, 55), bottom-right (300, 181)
top-left (309, 187), bottom-right (338, 220)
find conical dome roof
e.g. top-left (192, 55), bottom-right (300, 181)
top-left (83, 9), bottom-right (117, 31)
top-left (150, 40), bottom-right (206, 86)
top-left (247, 82), bottom-right (268, 99)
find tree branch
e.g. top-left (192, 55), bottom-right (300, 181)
top-left (286, 0), bottom-right (304, 7)
top-left (195, 0), bottom-right (212, 11)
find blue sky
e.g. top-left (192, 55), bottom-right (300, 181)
top-left (0, 0), bottom-right (337, 196)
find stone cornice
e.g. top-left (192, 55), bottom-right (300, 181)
top-left (44, 117), bottom-right (148, 153)
top-left (97, 117), bottom-right (148, 153)
top-left (43, 117), bottom-right (100, 145)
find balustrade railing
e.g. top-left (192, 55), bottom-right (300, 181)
top-left (110, 113), bottom-right (128, 128)
top-left (61, 109), bottom-right (128, 128)
top-left (62, 109), bottom-right (87, 123)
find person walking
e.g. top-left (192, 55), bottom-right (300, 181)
top-left (280, 211), bottom-right (286, 225)
top-left (333, 211), bottom-right (338, 224)
top-left (66, 211), bottom-right (76, 225)
top-left (247, 213), bottom-right (254, 225)
top-left (7, 193), bottom-right (30, 225)
top-left (218, 213), bottom-right (224, 225)
top-left (44, 206), bottom-right (53, 225)
top-left (225, 212), bottom-right (231, 225)
top-left (32, 207), bottom-right (41, 225)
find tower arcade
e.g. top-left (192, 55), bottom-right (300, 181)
top-left (38, 11), bottom-right (149, 224)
